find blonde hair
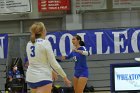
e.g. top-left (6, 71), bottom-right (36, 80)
top-left (30, 22), bottom-right (46, 43)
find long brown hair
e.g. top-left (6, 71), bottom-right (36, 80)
top-left (30, 22), bottom-right (46, 43)
top-left (74, 35), bottom-right (85, 46)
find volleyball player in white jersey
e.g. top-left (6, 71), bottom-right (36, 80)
top-left (26, 22), bottom-right (71, 93)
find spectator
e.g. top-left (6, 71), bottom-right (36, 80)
top-left (8, 65), bottom-right (21, 81)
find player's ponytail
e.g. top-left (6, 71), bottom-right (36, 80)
top-left (79, 41), bottom-right (85, 46)
top-left (30, 24), bottom-right (36, 43)
top-left (30, 32), bottom-right (35, 43)
top-left (74, 35), bottom-right (85, 46)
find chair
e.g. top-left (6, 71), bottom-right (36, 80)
top-left (5, 57), bottom-right (27, 93)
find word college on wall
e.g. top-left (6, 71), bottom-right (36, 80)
top-left (46, 28), bottom-right (140, 56)
top-left (0, 28), bottom-right (140, 58)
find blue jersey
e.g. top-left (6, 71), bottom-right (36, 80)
top-left (8, 70), bottom-right (21, 78)
top-left (66, 46), bottom-right (88, 70)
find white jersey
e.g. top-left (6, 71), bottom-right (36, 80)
top-left (26, 38), bottom-right (66, 83)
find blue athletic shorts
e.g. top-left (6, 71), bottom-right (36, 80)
top-left (27, 80), bottom-right (52, 89)
top-left (74, 69), bottom-right (88, 78)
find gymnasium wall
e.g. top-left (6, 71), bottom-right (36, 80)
top-left (0, 32), bottom-right (140, 91)
top-left (0, 59), bottom-right (6, 91)
top-left (83, 10), bottom-right (140, 29)
top-left (0, 0), bottom-right (140, 91)
top-left (0, 10), bottom-right (140, 33)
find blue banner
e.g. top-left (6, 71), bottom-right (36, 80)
top-left (46, 28), bottom-right (140, 56)
top-left (0, 34), bottom-right (8, 59)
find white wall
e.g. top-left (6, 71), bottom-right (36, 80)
top-left (83, 10), bottom-right (140, 29)
top-left (0, 0), bottom-right (64, 33)
top-left (0, 21), bottom-right (20, 33)
top-left (0, 0), bottom-right (140, 34)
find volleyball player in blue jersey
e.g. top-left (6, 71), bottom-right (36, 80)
top-left (62, 35), bottom-right (90, 93)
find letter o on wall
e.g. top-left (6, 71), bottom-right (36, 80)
top-left (59, 33), bottom-right (73, 56)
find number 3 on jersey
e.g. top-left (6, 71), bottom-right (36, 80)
top-left (30, 46), bottom-right (35, 57)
